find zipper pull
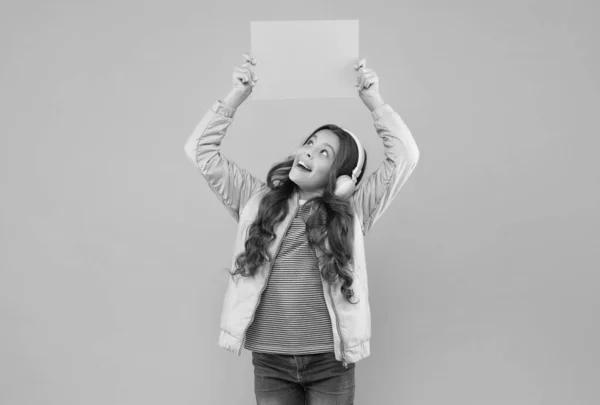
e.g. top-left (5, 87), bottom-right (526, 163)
top-left (343, 360), bottom-right (348, 369)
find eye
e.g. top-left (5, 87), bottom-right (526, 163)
top-left (306, 139), bottom-right (329, 158)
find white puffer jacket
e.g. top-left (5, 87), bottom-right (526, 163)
top-left (184, 100), bottom-right (419, 367)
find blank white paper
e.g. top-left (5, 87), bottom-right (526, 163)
top-left (250, 20), bottom-right (359, 100)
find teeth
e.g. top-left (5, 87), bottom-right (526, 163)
top-left (298, 161), bottom-right (311, 171)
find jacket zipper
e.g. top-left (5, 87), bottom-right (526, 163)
top-left (240, 204), bottom-right (300, 350)
top-left (329, 283), bottom-right (348, 368)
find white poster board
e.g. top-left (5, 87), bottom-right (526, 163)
top-left (250, 20), bottom-right (359, 100)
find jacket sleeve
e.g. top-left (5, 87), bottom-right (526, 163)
top-left (184, 100), bottom-right (266, 223)
top-left (350, 103), bottom-right (420, 235)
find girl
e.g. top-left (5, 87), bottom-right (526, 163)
top-left (184, 53), bottom-right (419, 405)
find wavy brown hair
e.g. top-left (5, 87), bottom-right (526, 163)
top-left (229, 125), bottom-right (368, 303)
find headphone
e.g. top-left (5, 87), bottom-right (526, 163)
top-left (334, 127), bottom-right (365, 199)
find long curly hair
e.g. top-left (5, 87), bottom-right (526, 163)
top-left (229, 124), bottom-right (368, 303)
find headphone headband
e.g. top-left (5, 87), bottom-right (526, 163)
top-left (340, 127), bottom-right (365, 183)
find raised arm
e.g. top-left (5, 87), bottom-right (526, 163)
top-left (349, 59), bottom-right (420, 235)
top-left (183, 53), bottom-right (266, 223)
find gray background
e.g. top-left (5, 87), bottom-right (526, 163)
top-left (1, 1), bottom-right (598, 404)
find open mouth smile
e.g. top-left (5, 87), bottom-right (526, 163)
top-left (297, 160), bottom-right (312, 172)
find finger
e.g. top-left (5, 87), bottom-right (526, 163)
top-left (356, 75), bottom-right (364, 90)
top-left (359, 73), bottom-right (377, 90)
top-left (364, 76), bottom-right (379, 89)
top-left (242, 52), bottom-right (256, 65)
top-left (240, 63), bottom-right (257, 80)
top-left (235, 68), bottom-right (250, 81)
top-left (361, 72), bottom-right (377, 81)
top-left (241, 61), bottom-right (257, 72)
top-left (237, 65), bottom-right (258, 81)
top-left (357, 71), bottom-right (376, 81)
top-left (238, 71), bottom-right (257, 86)
top-left (234, 71), bottom-right (251, 84)
top-left (355, 70), bottom-right (373, 86)
top-left (359, 68), bottom-right (373, 75)
top-left (236, 66), bottom-right (254, 77)
top-left (358, 66), bottom-right (373, 76)
top-left (357, 72), bottom-right (374, 89)
top-left (354, 58), bottom-right (367, 70)
top-left (354, 58), bottom-right (366, 70)
top-left (359, 75), bottom-right (368, 90)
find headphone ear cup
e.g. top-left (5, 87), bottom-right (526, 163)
top-left (334, 175), bottom-right (355, 199)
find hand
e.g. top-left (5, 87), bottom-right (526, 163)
top-left (224, 53), bottom-right (259, 108)
top-left (354, 58), bottom-right (384, 111)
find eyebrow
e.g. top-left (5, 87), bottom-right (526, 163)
top-left (310, 134), bottom-right (337, 157)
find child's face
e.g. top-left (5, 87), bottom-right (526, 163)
top-left (289, 129), bottom-right (341, 195)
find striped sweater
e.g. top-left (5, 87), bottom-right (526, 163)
top-left (243, 200), bottom-right (335, 354)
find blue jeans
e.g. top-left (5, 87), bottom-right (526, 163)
top-left (252, 351), bottom-right (355, 405)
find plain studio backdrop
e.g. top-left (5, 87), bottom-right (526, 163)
top-left (1, 1), bottom-right (598, 404)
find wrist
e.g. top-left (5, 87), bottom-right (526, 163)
top-left (222, 89), bottom-right (245, 109)
top-left (364, 95), bottom-right (385, 112)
